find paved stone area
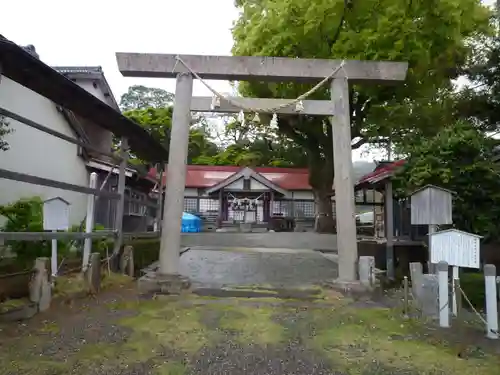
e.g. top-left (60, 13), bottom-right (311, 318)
top-left (178, 247), bottom-right (338, 288)
top-left (180, 232), bottom-right (338, 251)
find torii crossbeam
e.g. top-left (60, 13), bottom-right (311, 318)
top-left (116, 52), bottom-right (408, 285)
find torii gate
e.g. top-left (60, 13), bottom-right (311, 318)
top-left (116, 53), bottom-right (408, 285)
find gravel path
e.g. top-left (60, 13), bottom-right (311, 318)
top-left (1, 284), bottom-right (499, 375)
top-left (179, 247), bottom-right (338, 287)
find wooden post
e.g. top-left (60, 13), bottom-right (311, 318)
top-left (428, 224), bottom-right (437, 274)
top-left (120, 245), bottom-right (134, 276)
top-left (51, 231), bottom-right (57, 280)
top-left (155, 165), bottom-right (164, 232)
top-left (385, 180), bottom-right (395, 279)
top-left (30, 257), bottom-right (51, 311)
top-left (438, 261), bottom-right (450, 328)
top-left (85, 252), bottom-right (101, 294)
top-left (331, 77), bottom-right (358, 281)
top-left (451, 266), bottom-right (459, 316)
top-left (83, 172), bottom-right (97, 271)
top-left (454, 277), bottom-right (461, 318)
top-left (159, 72), bottom-right (193, 275)
top-left (113, 137), bottom-right (129, 255)
top-left (403, 276), bottom-right (409, 317)
top-left (484, 264), bottom-right (499, 339)
top-left (218, 189), bottom-right (223, 225)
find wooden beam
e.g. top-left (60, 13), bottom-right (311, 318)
top-left (191, 97), bottom-right (334, 115)
top-left (0, 231), bottom-right (116, 241)
top-left (385, 180), bottom-right (395, 280)
top-left (116, 53), bottom-right (408, 84)
top-left (0, 168), bottom-right (121, 199)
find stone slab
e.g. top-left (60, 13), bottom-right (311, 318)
top-left (0, 302), bottom-right (38, 322)
top-left (359, 256), bottom-right (375, 287)
top-left (409, 262), bottom-right (423, 299)
top-left (138, 272), bottom-right (191, 295)
top-left (420, 274), bottom-right (439, 318)
top-left (180, 232), bottom-right (337, 252)
top-left (116, 53), bottom-right (408, 83)
top-left (322, 279), bottom-right (376, 299)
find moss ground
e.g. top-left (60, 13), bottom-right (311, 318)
top-left (0, 285), bottom-right (498, 375)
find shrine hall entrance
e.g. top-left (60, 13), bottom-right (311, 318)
top-left (204, 167), bottom-right (287, 226)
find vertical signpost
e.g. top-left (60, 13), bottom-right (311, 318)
top-left (410, 185), bottom-right (454, 273)
top-left (43, 197), bottom-right (70, 280)
top-left (429, 228), bottom-right (481, 317)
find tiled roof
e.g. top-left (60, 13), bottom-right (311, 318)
top-left (148, 165), bottom-right (311, 190)
top-left (53, 66), bottom-right (120, 111)
top-left (0, 35), bottom-right (168, 162)
top-left (54, 66), bottom-right (103, 74)
top-left (356, 160), bottom-right (406, 186)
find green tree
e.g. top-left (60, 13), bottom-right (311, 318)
top-left (119, 85), bottom-right (174, 111)
top-left (456, 31), bottom-right (500, 133)
top-left (123, 107), bottom-right (219, 165)
top-left (204, 114), bottom-right (308, 167)
top-left (394, 121), bottom-right (500, 241)
top-left (119, 86), bottom-right (219, 165)
top-left (232, 0), bottom-right (490, 232)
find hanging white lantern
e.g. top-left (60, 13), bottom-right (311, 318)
top-left (295, 100), bottom-right (304, 113)
top-left (210, 95), bottom-right (221, 110)
top-left (270, 113), bottom-right (278, 129)
top-left (238, 110), bottom-right (245, 126)
top-left (252, 112), bottom-right (261, 123)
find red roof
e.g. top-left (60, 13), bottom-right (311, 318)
top-left (356, 160), bottom-right (406, 186)
top-left (148, 165), bottom-right (311, 190)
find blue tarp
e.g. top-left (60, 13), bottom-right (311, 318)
top-left (181, 212), bottom-right (202, 233)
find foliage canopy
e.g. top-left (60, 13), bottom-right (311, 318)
top-left (232, 0), bottom-right (491, 231)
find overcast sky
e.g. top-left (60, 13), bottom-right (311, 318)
top-left (2, 0), bottom-right (496, 162)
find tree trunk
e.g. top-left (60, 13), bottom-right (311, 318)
top-left (313, 187), bottom-right (336, 233)
top-left (307, 146), bottom-right (335, 234)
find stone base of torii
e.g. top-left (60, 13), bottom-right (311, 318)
top-left (115, 52), bottom-right (408, 294)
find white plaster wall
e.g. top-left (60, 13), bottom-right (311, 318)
top-left (184, 188), bottom-right (199, 197)
top-left (250, 179), bottom-right (268, 190)
top-left (0, 76), bottom-right (89, 225)
top-left (74, 80), bottom-right (113, 153)
top-left (291, 191), bottom-right (314, 200)
top-left (76, 80), bottom-right (112, 106)
top-left (225, 178), bottom-right (244, 190)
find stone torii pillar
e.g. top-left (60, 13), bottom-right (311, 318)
top-left (116, 53), bottom-right (408, 285)
top-left (160, 72), bottom-right (193, 275)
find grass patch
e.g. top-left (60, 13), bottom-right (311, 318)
top-left (0, 297), bottom-right (29, 313)
top-left (3, 292), bottom-right (498, 375)
top-left (309, 306), bottom-right (500, 375)
top-left (1, 358), bottom-right (69, 375)
top-left (153, 361), bottom-right (187, 375)
top-left (118, 300), bottom-right (210, 355)
top-left (37, 321), bottom-right (60, 334)
top-left (217, 304), bottom-right (284, 345)
top-left (54, 272), bottom-right (133, 299)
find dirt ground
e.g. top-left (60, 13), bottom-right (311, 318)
top-left (1, 282), bottom-right (499, 375)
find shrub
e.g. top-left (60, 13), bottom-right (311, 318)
top-left (459, 272), bottom-right (486, 310)
top-left (123, 238), bottom-right (160, 275)
top-left (0, 197), bottom-right (111, 269)
top-left (0, 197), bottom-right (49, 267)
